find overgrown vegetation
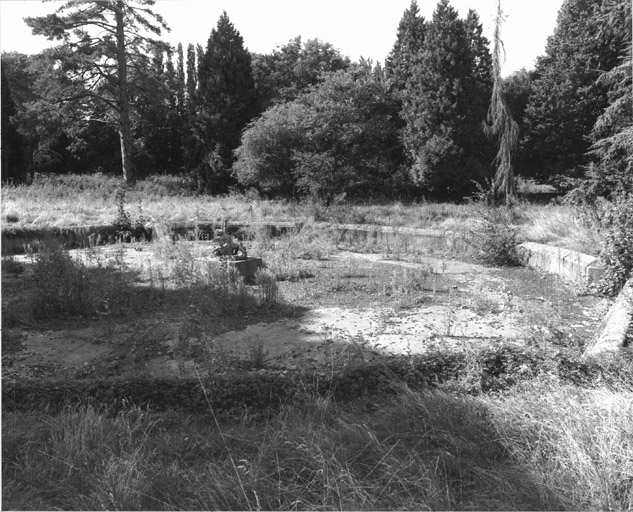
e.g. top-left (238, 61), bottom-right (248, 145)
top-left (31, 247), bottom-right (135, 319)
top-left (596, 194), bottom-right (633, 296)
top-left (469, 204), bottom-right (522, 266)
top-left (3, 353), bottom-right (632, 510)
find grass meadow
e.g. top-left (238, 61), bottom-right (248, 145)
top-left (2, 173), bottom-right (631, 511)
top-left (1, 173), bottom-right (601, 254)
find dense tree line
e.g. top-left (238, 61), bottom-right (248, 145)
top-left (2, 0), bottom-right (631, 201)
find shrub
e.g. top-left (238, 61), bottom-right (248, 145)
top-left (596, 194), bottom-right (633, 296)
top-left (31, 248), bottom-right (134, 319)
top-left (469, 205), bottom-right (522, 266)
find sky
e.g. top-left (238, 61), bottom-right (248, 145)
top-left (0, 0), bottom-right (565, 76)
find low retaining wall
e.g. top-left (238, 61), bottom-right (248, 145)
top-left (329, 223), bottom-right (469, 254)
top-left (2, 224), bottom-right (125, 255)
top-left (583, 278), bottom-right (633, 360)
top-left (516, 242), bottom-right (604, 284)
top-left (1, 221), bottom-right (304, 255)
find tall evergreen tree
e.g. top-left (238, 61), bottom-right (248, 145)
top-left (401, 0), bottom-right (493, 199)
top-left (176, 43), bottom-right (186, 117)
top-left (24, 0), bottom-right (169, 184)
top-left (520, 0), bottom-right (630, 184)
top-left (185, 43), bottom-right (197, 114)
top-left (385, 0), bottom-right (426, 93)
top-left (581, 1), bottom-right (633, 197)
top-left (192, 11), bottom-right (258, 192)
top-left (1, 66), bottom-right (27, 183)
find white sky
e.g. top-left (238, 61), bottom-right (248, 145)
top-left (0, 0), bottom-right (564, 76)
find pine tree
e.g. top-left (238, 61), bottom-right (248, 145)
top-left (521, 0), bottom-right (630, 185)
top-left (401, 0), bottom-right (493, 199)
top-left (1, 66), bottom-right (27, 183)
top-left (24, 0), bottom-right (169, 184)
top-left (193, 11), bottom-right (258, 192)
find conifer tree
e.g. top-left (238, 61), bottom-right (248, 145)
top-left (521, 0), bottom-right (630, 184)
top-left (24, 0), bottom-right (169, 184)
top-left (401, 0), bottom-right (493, 199)
top-left (385, 0), bottom-right (426, 93)
top-left (193, 11), bottom-right (257, 192)
top-left (175, 43), bottom-right (185, 118)
top-left (483, 0), bottom-right (519, 203)
top-left (1, 66), bottom-right (27, 183)
top-left (185, 43), bottom-right (197, 115)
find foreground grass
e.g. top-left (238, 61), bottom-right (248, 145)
top-left (3, 376), bottom-right (632, 511)
top-left (1, 173), bottom-right (600, 253)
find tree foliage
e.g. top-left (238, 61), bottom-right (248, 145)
top-left (483, 0), bottom-right (519, 203)
top-left (385, 0), bottom-right (426, 93)
top-left (23, 0), bottom-right (169, 184)
top-left (520, 0), bottom-right (631, 185)
top-left (190, 11), bottom-right (258, 193)
top-left (401, 0), bottom-right (493, 200)
top-left (578, 1), bottom-right (633, 197)
top-left (235, 63), bottom-right (407, 202)
top-left (1, 66), bottom-right (27, 183)
top-left (252, 36), bottom-right (350, 111)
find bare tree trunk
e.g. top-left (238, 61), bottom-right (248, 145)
top-left (115, 1), bottom-right (134, 185)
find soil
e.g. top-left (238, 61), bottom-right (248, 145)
top-left (2, 243), bottom-right (610, 382)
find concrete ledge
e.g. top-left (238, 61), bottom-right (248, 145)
top-left (516, 242), bottom-right (604, 284)
top-left (583, 278), bottom-right (633, 360)
top-left (329, 223), bottom-right (469, 253)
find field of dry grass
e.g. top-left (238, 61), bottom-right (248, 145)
top-left (1, 173), bottom-right (601, 254)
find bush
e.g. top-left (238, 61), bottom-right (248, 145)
top-left (31, 248), bottom-right (134, 319)
top-left (469, 205), bottom-right (522, 266)
top-left (596, 194), bottom-right (633, 296)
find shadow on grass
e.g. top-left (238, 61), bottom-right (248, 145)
top-left (2, 383), bottom-right (569, 511)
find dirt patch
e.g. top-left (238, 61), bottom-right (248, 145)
top-left (2, 244), bottom-right (610, 381)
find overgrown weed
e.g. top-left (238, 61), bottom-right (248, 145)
top-left (31, 247), bottom-right (135, 319)
top-left (469, 204), bottom-right (522, 266)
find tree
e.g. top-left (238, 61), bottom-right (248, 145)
top-left (251, 36), bottom-right (350, 110)
top-left (192, 11), bottom-right (258, 192)
top-left (234, 63), bottom-right (408, 202)
top-left (385, 0), bottom-right (426, 93)
top-left (25, 0), bottom-right (169, 184)
top-left (520, 0), bottom-right (630, 185)
top-left (401, 0), bottom-right (493, 199)
top-left (581, 1), bottom-right (633, 197)
top-left (233, 101), bottom-right (308, 196)
top-left (483, 0), bottom-right (519, 202)
top-left (185, 43), bottom-right (197, 115)
top-left (134, 46), bottom-right (184, 176)
top-left (1, 66), bottom-right (27, 183)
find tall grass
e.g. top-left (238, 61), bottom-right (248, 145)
top-left (4, 373), bottom-right (631, 511)
top-left (2, 174), bottom-right (600, 254)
